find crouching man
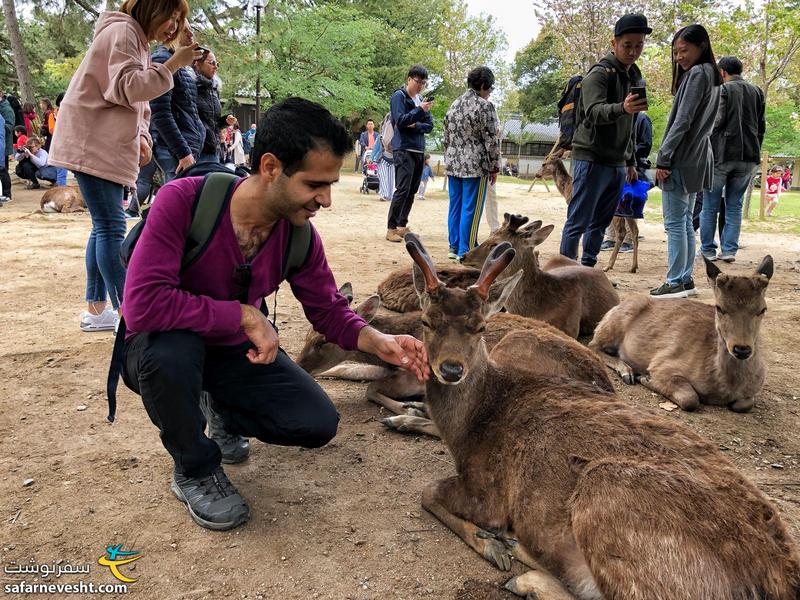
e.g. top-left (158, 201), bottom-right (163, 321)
top-left (121, 98), bottom-right (429, 531)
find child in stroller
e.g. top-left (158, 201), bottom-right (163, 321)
top-left (360, 155), bottom-right (380, 194)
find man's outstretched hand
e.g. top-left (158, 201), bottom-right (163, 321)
top-left (241, 304), bottom-right (280, 364)
top-left (358, 327), bottom-right (430, 382)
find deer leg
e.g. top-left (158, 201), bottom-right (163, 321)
top-left (504, 570), bottom-right (578, 600)
top-left (603, 222), bottom-right (625, 273)
top-left (381, 414), bottom-right (440, 437)
top-left (637, 371), bottom-right (700, 411)
top-left (594, 351), bottom-right (636, 385)
top-left (319, 363), bottom-right (394, 381)
top-left (627, 219), bottom-right (639, 273)
top-left (422, 478), bottom-right (512, 571)
top-left (729, 397), bottom-right (754, 413)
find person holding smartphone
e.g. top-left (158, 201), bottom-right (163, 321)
top-left (49, 0), bottom-right (202, 331)
top-left (385, 64), bottom-right (434, 243)
top-left (559, 14), bottom-right (650, 268)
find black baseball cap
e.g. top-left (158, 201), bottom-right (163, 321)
top-left (614, 14), bottom-right (653, 36)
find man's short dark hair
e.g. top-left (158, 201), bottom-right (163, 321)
top-left (252, 97), bottom-right (352, 177)
top-left (718, 56), bottom-right (743, 76)
top-left (467, 66), bottom-right (495, 92)
top-left (408, 64), bottom-right (428, 81)
top-left (366, 118), bottom-right (374, 124)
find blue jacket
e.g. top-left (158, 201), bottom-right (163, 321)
top-left (149, 45), bottom-right (205, 160)
top-left (390, 88), bottom-right (433, 152)
top-left (0, 98), bottom-right (14, 157)
top-left (0, 113), bottom-right (5, 160)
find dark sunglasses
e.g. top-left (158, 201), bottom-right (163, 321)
top-left (232, 263), bottom-right (252, 303)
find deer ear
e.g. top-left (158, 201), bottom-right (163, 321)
top-left (755, 255), bottom-right (773, 281)
top-left (519, 220), bottom-right (543, 237)
top-left (529, 223), bottom-right (555, 246)
top-left (354, 294), bottom-right (381, 323)
top-left (508, 214), bottom-right (529, 232)
top-left (339, 282), bottom-right (354, 304)
top-left (484, 270), bottom-right (523, 317)
top-left (503, 212), bottom-right (512, 226)
top-left (704, 256), bottom-right (722, 282)
top-left (568, 455), bottom-right (590, 474)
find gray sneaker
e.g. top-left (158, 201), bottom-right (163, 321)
top-left (718, 253), bottom-right (736, 263)
top-left (650, 282), bottom-right (688, 299)
top-left (199, 392), bottom-right (250, 464)
top-left (171, 467), bottom-right (250, 531)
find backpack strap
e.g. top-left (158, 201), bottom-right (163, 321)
top-left (282, 222), bottom-right (312, 280)
top-left (182, 172), bottom-right (239, 270)
top-left (591, 58), bottom-right (619, 102)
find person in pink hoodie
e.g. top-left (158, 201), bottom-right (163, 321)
top-left (49, 0), bottom-right (202, 332)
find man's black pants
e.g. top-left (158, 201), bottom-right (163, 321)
top-left (122, 330), bottom-right (339, 478)
top-left (387, 150), bottom-right (424, 230)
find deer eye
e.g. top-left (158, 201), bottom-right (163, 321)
top-left (421, 318), bottom-right (433, 329)
top-left (476, 324), bottom-right (486, 333)
top-left (715, 306), bottom-right (726, 316)
top-left (758, 307), bottom-right (767, 315)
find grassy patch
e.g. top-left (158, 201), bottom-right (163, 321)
top-left (645, 188), bottom-right (800, 235)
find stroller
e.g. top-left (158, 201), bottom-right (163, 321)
top-left (360, 156), bottom-right (380, 194)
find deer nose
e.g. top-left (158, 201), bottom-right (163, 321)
top-left (439, 361), bottom-right (464, 382)
top-left (733, 345), bottom-right (752, 360)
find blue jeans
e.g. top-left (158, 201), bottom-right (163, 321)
top-left (559, 159), bottom-right (624, 266)
top-left (75, 172), bottom-right (127, 309)
top-left (700, 161), bottom-right (756, 256)
top-left (661, 168), bottom-right (695, 286)
top-left (447, 175), bottom-right (489, 257)
top-left (153, 143), bottom-right (178, 182)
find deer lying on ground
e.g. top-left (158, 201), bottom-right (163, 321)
top-left (296, 283), bottom-right (614, 438)
top-left (590, 256), bottom-right (773, 412)
top-left (38, 185), bottom-right (86, 213)
top-left (538, 155), bottom-right (641, 273)
top-left (459, 215), bottom-right (619, 337)
top-left (377, 214), bottom-right (619, 337)
top-left (404, 233), bottom-right (799, 600)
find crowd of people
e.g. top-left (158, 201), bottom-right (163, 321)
top-left (0, 0), bottom-right (792, 534)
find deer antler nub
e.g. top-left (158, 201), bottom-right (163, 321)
top-left (472, 242), bottom-right (515, 299)
top-left (404, 233), bottom-right (440, 292)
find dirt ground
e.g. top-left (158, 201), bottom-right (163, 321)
top-left (1, 172), bottom-right (799, 600)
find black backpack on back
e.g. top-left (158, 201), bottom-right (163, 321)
top-left (556, 59), bottom-right (616, 151)
top-left (107, 163), bottom-right (312, 422)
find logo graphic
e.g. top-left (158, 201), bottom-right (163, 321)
top-left (97, 545), bottom-right (141, 583)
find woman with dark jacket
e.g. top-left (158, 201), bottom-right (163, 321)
top-left (652, 24), bottom-right (722, 298)
top-left (192, 48), bottom-right (226, 163)
top-left (148, 21), bottom-right (205, 180)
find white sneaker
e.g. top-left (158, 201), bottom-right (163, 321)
top-left (80, 308), bottom-right (119, 332)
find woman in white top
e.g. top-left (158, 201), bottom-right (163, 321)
top-left (231, 122), bottom-right (246, 166)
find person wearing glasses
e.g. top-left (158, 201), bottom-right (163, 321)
top-left (192, 49), bottom-right (226, 164)
top-left (385, 64), bottom-right (434, 243)
top-left (121, 98), bottom-right (430, 531)
top-left (443, 66), bottom-right (500, 261)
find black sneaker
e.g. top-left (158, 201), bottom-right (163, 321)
top-left (171, 467), bottom-right (250, 531)
top-left (600, 240), bottom-right (615, 251)
top-left (199, 392), bottom-right (250, 464)
top-left (650, 282), bottom-right (688, 299)
top-left (618, 242), bottom-right (634, 253)
top-left (683, 278), bottom-right (699, 297)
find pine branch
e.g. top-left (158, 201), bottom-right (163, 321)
top-left (71, 0), bottom-right (98, 18)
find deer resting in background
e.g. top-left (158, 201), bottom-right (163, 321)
top-left (405, 233), bottom-right (799, 600)
top-left (590, 256), bottom-right (774, 412)
top-left (378, 214), bottom-right (619, 337)
top-left (296, 283), bottom-right (614, 438)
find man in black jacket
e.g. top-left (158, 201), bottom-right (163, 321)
top-left (699, 56), bottom-right (765, 263)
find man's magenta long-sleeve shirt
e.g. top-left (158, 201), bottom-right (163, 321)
top-left (123, 176), bottom-right (367, 348)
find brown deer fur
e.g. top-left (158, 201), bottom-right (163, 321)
top-left (533, 155), bottom-right (573, 202)
top-left (377, 214), bottom-right (619, 337)
top-left (296, 285), bottom-right (614, 438)
top-left (590, 256), bottom-right (774, 412)
top-left (39, 185), bottom-right (86, 213)
top-left (461, 216), bottom-right (619, 337)
top-left (405, 234), bottom-right (799, 600)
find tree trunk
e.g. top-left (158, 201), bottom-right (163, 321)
top-left (1, 0), bottom-right (35, 107)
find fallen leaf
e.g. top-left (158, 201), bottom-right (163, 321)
top-left (659, 401), bottom-right (679, 412)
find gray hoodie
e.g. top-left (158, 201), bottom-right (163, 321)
top-left (657, 63), bottom-right (721, 193)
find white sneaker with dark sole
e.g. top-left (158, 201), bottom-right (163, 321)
top-left (80, 308), bottom-right (119, 332)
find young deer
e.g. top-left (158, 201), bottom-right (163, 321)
top-left (296, 284), bottom-right (614, 438)
top-left (590, 256), bottom-right (774, 412)
top-left (460, 216), bottom-right (619, 338)
top-left (405, 234), bottom-right (799, 600)
top-left (532, 155), bottom-right (572, 202)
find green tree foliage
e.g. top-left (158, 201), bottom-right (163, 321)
top-left (512, 30), bottom-right (564, 123)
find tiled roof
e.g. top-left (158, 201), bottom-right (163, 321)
top-left (500, 117), bottom-right (560, 142)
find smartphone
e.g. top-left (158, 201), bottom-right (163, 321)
top-left (425, 96), bottom-right (435, 103)
top-left (630, 86), bottom-right (647, 100)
